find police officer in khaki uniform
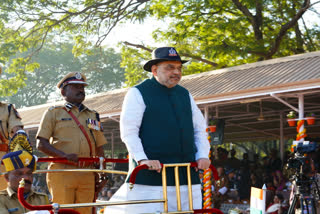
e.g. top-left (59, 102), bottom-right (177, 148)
top-left (36, 72), bottom-right (107, 214)
top-left (0, 150), bottom-right (49, 214)
top-left (0, 68), bottom-right (24, 190)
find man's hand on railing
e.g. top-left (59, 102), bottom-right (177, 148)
top-left (138, 159), bottom-right (162, 173)
top-left (195, 158), bottom-right (211, 171)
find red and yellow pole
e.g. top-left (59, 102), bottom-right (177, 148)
top-left (202, 134), bottom-right (213, 212)
top-left (296, 120), bottom-right (307, 141)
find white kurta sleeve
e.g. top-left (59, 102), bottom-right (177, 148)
top-left (189, 93), bottom-right (210, 160)
top-left (120, 88), bottom-right (148, 162)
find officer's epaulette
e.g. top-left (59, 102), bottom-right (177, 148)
top-left (48, 105), bottom-right (64, 111)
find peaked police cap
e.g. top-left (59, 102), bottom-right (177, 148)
top-left (1, 150), bottom-right (36, 172)
top-left (57, 72), bottom-right (88, 89)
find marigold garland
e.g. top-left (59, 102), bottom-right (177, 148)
top-left (203, 129), bottom-right (213, 212)
top-left (203, 168), bottom-right (212, 212)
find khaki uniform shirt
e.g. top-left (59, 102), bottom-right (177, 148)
top-left (0, 187), bottom-right (49, 214)
top-left (36, 102), bottom-right (107, 158)
top-left (0, 102), bottom-right (23, 144)
top-left (0, 103), bottom-right (23, 188)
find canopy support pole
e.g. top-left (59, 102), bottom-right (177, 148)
top-left (279, 111), bottom-right (284, 163)
top-left (204, 106), bottom-right (209, 126)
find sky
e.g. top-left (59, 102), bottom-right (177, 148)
top-left (103, 18), bottom-right (168, 51)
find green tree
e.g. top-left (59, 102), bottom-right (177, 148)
top-left (0, 0), bottom-right (147, 96)
top-left (82, 47), bottom-right (125, 94)
top-left (4, 42), bottom-right (125, 108)
top-left (121, 0), bottom-right (320, 86)
top-left (0, 0), bottom-right (319, 91)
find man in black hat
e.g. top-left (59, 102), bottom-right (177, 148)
top-left (105, 47), bottom-right (210, 213)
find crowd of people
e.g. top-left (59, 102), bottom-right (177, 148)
top-left (198, 145), bottom-right (320, 213)
top-left (199, 147), bottom-right (292, 210)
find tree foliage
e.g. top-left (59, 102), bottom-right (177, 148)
top-left (0, 0), bottom-right (319, 92)
top-left (0, 0), bottom-right (147, 96)
top-left (148, 0), bottom-right (319, 60)
top-left (121, 0), bottom-right (320, 86)
top-left (3, 42), bottom-right (125, 108)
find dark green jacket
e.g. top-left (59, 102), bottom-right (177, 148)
top-left (128, 77), bottom-right (199, 186)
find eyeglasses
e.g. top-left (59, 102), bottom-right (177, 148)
top-left (157, 64), bottom-right (182, 72)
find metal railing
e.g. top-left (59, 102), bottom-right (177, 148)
top-left (17, 159), bottom-right (222, 214)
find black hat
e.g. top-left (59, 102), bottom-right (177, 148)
top-left (143, 47), bottom-right (188, 72)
